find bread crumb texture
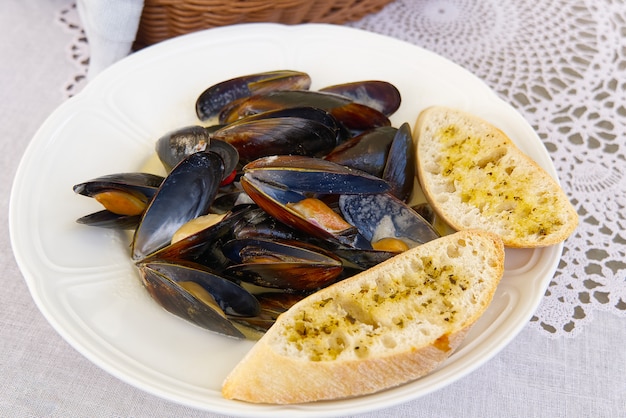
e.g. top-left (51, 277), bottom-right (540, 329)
top-left (419, 109), bottom-right (578, 246)
top-left (273, 233), bottom-right (498, 362)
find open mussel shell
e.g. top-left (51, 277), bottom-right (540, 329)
top-left (222, 238), bottom-right (343, 291)
top-left (211, 115), bottom-right (337, 164)
top-left (137, 262), bottom-right (250, 338)
top-left (132, 151), bottom-right (225, 260)
top-left (73, 172), bottom-right (164, 198)
top-left (73, 172), bottom-right (164, 214)
top-left (196, 70), bottom-right (311, 121)
top-left (383, 122), bottom-right (416, 202)
top-left (242, 155), bottom-right (391, 194)
top-left (240, 176), bottom-right (371, 249)
top-left (319, 80), bottom-right (401, 116)
top-left (240, 156), bottom-right (386, 249)
top-left (143, 204), bottom-right (257, 271)
top-left (339, 192), bottom-right (440, 248)
top-left (140, 260), bottom-right (259, 316)
top-left (73, 172), bottom-right (165, 228)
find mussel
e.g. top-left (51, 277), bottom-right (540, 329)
top-left (132, 151), bottom-right (225, 260)
top-left (319, 80), bottom-right (401, 116)
top-left (242, 155), bottom-right (390, 194)
top-left (142, 204), bottom-right (257, 271)
top-left (228, 106), bottom-right (350, 145)
top-left (154, 125), bottom-right (210, 172)
top-left (231, 206), bottom-right (312, 242)
top-left (211, 113), bottom-right (338, 164)
top-left (137, 260), bottom-right (259, 338)
top-left (222, 238), bottom-right (343, 291)
top-left (196, 70), bottom-right (311, 121)
top-left (73, 172), bottom-right (163, 213)
top-left (324, 126), bottom-right (397, 177)
top-left (73, 172), bottom-right (164, 228)
top-left (219, 90), bottom-right (350, 124)
top-left (339, 192), bottom-right (440, 251)
top-left (240, 155), bottom-right (390, 249)
top-left (382, 122), bottom-right (415, 202)
top-left (325, 123), bottom-right (415, 202)
top-left (219, 90), bottom-right (391, 133)
top-left (75, 210), bottom-right (142, 230)
top-left (154, 126), bottom-right (239, 180)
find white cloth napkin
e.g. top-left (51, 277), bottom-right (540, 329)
top-left (77, 0), bottom-right (145, 80)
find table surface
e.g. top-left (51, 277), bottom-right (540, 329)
top-left (2, 0), bottom-right (625, 417)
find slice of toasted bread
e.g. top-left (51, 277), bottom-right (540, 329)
top-left (415, 106), bottom-right (578, 247)
top-left (222, 230), bottom-right (504, 404)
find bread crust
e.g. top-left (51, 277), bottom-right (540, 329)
top-left (222, 230), bottom-right (504, 404)
top-left (415, 106), bottom-right (578, 248)
top-left (222, 328), bottom-right (469, 404)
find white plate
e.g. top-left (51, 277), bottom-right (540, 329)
top-left (10, 23), bottom-right (562, 417)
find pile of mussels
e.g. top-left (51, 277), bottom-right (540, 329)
top-left (73, 70), bottom-right (440, 339)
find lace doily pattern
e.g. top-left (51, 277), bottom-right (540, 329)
top-left (55, 2), bottom-right (89, 98)
top-left (350, 0), bottom-right (626, 337)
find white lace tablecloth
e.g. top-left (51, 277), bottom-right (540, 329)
top-left (1, 0), bottom-right (624, 417)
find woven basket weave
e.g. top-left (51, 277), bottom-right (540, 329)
top-left (134, 0), bottom-right (394, 49)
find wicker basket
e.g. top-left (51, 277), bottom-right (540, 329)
top-left (134, 0), bottom-right (394, 49)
